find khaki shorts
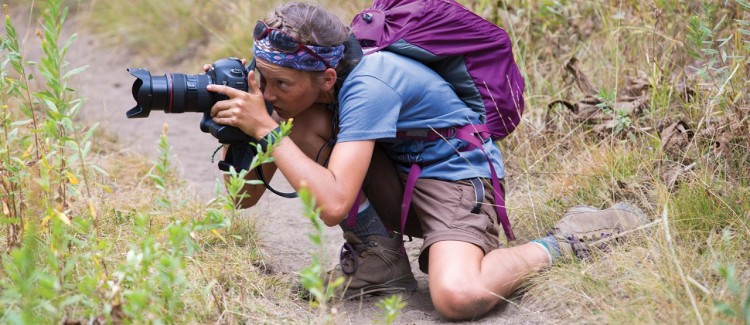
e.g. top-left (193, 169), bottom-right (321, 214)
top-left (362, 145), bottom-right (503, 273)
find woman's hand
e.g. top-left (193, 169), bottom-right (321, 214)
top-left (207, 70), bottom-right (279, 140)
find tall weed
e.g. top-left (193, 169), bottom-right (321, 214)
top-left (1, 0), bottom-right (95, 248)
top-left (297, 186), bottom-right (343, 323)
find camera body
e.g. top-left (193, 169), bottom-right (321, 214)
top-left (199, 58), bottom-right (253, 143)
top-left (127, 57), bottom-right (254, 143)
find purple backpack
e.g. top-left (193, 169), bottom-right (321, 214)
top-left (351, 0), bottom-right (525, 140)
top-left (350, 0), bottom-right (524, 241)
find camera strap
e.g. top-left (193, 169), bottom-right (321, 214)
top-left (255, 163), bottom-right (298, 198)
top-left (217, 142), bottom-right (298, 199)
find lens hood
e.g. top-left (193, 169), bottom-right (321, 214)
top-left (127, 68), bottom-right (153, 118)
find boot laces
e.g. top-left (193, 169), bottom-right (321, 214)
top-left (339, 240), bottom-right (378, 275)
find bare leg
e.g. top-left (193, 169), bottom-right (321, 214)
top-left (428, 241), bottom-right (550, 320)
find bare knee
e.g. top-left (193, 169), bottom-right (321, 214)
top-left (430, 280), bottom-right (499, 320)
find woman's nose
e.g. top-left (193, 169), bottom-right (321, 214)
top-left (263, 89), bottom-right (276, 103)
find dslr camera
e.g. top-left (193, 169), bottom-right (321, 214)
top-left (127, 57), bottom-right (253, 144)
top-left (127, 58), bottom-right (266, 172)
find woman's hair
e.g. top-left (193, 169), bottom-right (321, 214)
top-left (264, 2), bottom-right (360, 82)
top-left (264, 2), bottom-right (347, 47)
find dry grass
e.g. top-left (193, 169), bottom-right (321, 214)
top-left (498, 1), bottom-right (750, 323)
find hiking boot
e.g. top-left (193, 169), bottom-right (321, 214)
top-left (552, 202), bottom-right (648, 260)
top-left (330, 232), bottom-right (417, 299)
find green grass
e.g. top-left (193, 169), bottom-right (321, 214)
top-left (1, 0), bottom-right (749, 323)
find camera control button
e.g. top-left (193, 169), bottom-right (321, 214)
top-left (230, 68), bottom-right (243, 76)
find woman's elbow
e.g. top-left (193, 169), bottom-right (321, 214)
top-left (320, 204), bottom-right (349, 227)
top-left (321, 217), bottom-right (340, 227)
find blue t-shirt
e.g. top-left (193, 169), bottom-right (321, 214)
top-left (337, 51), bottom-right (504, 181)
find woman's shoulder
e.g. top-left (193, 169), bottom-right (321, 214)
top-left (343, 52), bottom-right (436, 92)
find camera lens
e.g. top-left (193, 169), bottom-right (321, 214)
top-left (167, 73), bottom-right (213, 113)
top-left (127, 69), bottom-right (214, 118)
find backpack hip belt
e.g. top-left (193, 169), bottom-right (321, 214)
top-left (397, 124), bottom-right (515, 241)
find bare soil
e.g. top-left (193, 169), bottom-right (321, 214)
top-left (52, 16), bottom-right (548, 324)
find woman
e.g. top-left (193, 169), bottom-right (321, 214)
top-left (208, 2), bottom-right (646, 320)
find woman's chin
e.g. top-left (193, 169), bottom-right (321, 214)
top-left (275, 110), bottom-right (297, 120)
top-left (273, 108), bottom-right (288, 119)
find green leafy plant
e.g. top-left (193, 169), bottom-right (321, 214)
top-left (1, 0), bottom-right (98, 248)
top-left (376, 294), bottom-right (407, 325)
top-left (148, 123), bottom-right (175, 211)
top-left (0, 223), bottom-right (60, 323)
top-left (1, 2), bottom-right (42, 249)
top-left (713, 263), bottom-right (750, 325)
top-left (712, 230), bottom-right (750, 325)
top-left (298, 185), bottom-right (344, 322)
top-left (686, 8), bottom-right (716, 60)
top-left (685, 1), bottom-right (747, 87)
top-left (738, 0), bottom-right (750, 51)
top-left (596, 87), bottom-right (632, 136)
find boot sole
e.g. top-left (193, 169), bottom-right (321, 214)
top-left (343, 276), bottom-right (418, 300)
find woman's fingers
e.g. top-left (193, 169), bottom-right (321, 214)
top-left (207, 84), bottom-right (246, 98)
top-left (211, 105), bottom-right (241, 126)
top-left (209, 93), bottom-right (254, 117)
top-left (247, 71), bottom-right (261, 94)
top-left (209, 96), bottom-right (233, 117)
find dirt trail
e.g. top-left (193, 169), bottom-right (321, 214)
top-left (36, 15), bottom-right (546, 324)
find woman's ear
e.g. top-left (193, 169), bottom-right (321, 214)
top-left (319, 68), bottom-right (338, 92)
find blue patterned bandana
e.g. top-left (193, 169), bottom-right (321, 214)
top-left (253, 38), bottom-right (345, 72)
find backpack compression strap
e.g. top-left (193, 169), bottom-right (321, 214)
top-left (397, 124), bottom-right (516, 241)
